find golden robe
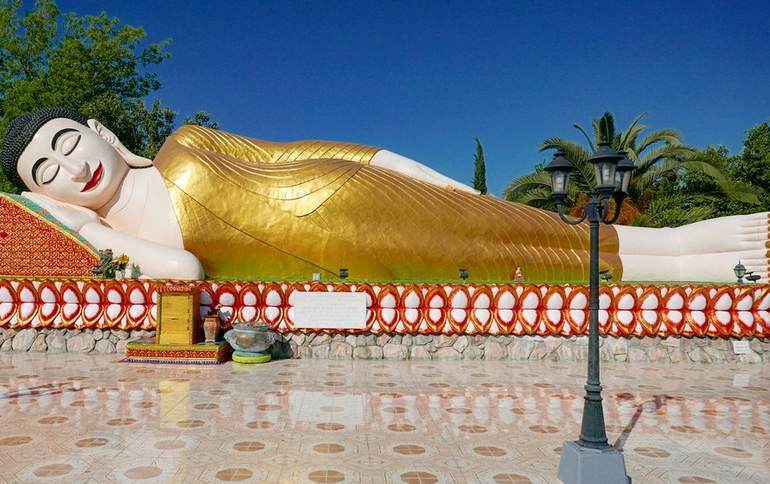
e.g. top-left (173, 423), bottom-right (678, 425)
top-left (154, 126), bottom-right (621, 282)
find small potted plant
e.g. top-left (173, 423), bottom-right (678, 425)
top-left (129, 263), bottom-right (142, 279)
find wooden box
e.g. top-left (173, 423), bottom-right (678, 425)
top-left (156, 285), bottom-right (201, 345)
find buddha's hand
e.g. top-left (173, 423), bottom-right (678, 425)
top-left (21, 192), bottom-right (100, 232)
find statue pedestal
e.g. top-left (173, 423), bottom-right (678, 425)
top-left (125, 339), bottom-right (230, 365)
top-left (557, 441), bottom-right (630, 484)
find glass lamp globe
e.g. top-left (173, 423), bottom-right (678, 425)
top-left (734, 261), bottom-right (747, 280)
top-left (544, 150), bottom-right (574, 203)
top-left (615, 151), bottom-right (635, 194)
top-left (589, 143), bottom-right (623, 195)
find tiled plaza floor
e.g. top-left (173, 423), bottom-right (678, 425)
top-left (0, 353), bottom-right (767, 484)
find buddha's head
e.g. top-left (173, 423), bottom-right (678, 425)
top-left (1, 107), bottom-right (144, 209)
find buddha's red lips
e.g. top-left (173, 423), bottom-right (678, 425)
top-left (81, 162), bottom-right (103, 192)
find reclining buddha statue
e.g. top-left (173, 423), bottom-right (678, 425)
top-left (1, 107), bottom-right (767, 282)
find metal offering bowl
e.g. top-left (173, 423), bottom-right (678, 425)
top-left (224, 323), bottom-right (276, 353)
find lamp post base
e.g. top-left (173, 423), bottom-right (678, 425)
top-left (557, 441), bottom-right (631, 484)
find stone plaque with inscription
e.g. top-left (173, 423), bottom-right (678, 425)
top-left (731, 340), bottom-right (750, 355)
top-left (293, 292), bottom-right (367, 329)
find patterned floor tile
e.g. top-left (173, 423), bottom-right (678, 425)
top-left (0, 354), bottom-right (767, 483)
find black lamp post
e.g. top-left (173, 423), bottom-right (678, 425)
top-left (733, 262), bottom-right (746, 284)
top-left (547, 143), bottom-right (633, 483)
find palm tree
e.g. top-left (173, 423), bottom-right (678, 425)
top-left (505, 112), bottom-right (758, 225)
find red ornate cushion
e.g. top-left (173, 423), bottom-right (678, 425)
top-left (0, 193), bottom-right (98, 277)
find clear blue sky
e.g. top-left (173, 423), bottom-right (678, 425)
top-left (60, 0), bottom-right (770, 195)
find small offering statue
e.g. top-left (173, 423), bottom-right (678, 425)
top-left (91, 248), bottom-right (114, 278)
top-left (513, 267), bottom-right (524, 284)
top-left (112, 253), bottom-right (129, 279)
top-left (90, 249), bottom-right (129, 279)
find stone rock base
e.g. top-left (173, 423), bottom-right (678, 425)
top-left (1, 328), bottom-right (766, 363)
top-left (271, 333), bottom-right (770, 363)
top-left (0, 328), bottom-right (155, 355)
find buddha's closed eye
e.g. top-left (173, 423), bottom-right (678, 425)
top-left (51, 127), bottom-right (78, 153)
top-left (40, 164), bottom-right (60, 185)
top-left (59, 133), bottom-right (81, 155)
top-left (32, 158), bottom-right (63, 185)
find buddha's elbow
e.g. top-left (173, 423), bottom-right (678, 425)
top-left (166, 251), bottom-right (204, 280)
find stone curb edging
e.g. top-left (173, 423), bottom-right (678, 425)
top-left (0, 328), bottom-right (155, 354)
top-left (271, 333), bottom-right (769, 363)
top-left (1, 328), bottom-right (766, 363)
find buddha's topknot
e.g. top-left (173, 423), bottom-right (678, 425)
top-left (1, 107), bottom-right (88, 191)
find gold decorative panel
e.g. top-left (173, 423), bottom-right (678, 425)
top-left (156, 288), bottom-right (200, 345)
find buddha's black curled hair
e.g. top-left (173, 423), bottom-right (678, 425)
top-left (1, 107), bottom-right (89, 191)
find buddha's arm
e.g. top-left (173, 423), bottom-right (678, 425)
top-left (79, 223), bottom-right (204, 280)
top-left (170, 125), bottom-right (379, 164)
top-left (170, 125), bottom-right (477, 193)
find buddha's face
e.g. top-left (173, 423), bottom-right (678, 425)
top-left (16, 118), bottom-right (129, 209)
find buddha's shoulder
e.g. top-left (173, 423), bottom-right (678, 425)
top-left (165, 125), bottom-right (220, 146)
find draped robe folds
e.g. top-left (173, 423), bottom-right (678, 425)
top-left (154, 126), bottom-right (622, 282)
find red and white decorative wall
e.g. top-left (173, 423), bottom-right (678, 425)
top-left (1, 280), bottom-right (768, 339)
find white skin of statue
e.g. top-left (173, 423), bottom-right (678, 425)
top-left (14, 116), bottom-right (770, 282)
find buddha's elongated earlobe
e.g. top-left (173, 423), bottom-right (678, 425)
top-left (87, 119), bottom-right (153, 168)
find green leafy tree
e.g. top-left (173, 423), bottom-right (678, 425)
top-left (647, 124), bottom-right (770, 226)
top-left (472, 137), bottom-right (487, 194)
top-left (184, 111), bottom-right (219, 129)
top-left (0, 0), bottom-right (214, 192)
top-left (728, 122), bottom-right (770, 204)
top-left (633, 147), bottom-right (722, 227)
top-left (504, 112), bottom-right (758, 225)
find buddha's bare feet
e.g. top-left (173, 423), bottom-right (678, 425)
top-left (617, 212), bottom-right (770, 282)
top-left (729, 212), bottom-right (770, 280)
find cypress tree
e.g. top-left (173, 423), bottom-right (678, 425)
top-left (473, 137), bottom-right (488, 194)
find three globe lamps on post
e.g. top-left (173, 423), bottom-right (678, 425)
top-left (544, 142), bottom-right (634, 484)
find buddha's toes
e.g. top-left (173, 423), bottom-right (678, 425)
top-left (738, 211), bottom-right (770, 279)
top-left (641, 211), bottom-right (770, 282)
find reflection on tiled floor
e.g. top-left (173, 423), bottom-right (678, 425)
top-left (0, 354), bottom-right (767, 484)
